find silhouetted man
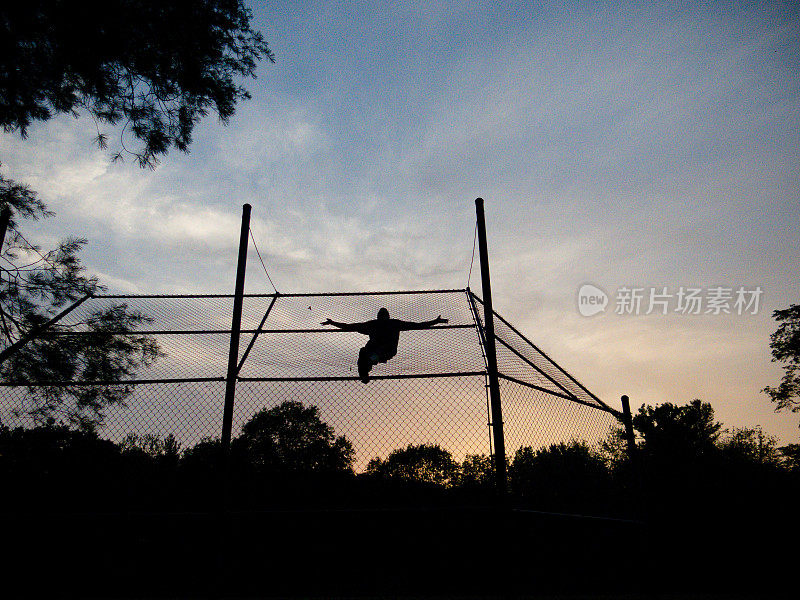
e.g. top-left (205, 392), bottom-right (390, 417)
top-left (321, 308), bottom-right (448, 383)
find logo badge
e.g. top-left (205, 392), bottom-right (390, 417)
top-left (577, 284), bottom-right (608, 317)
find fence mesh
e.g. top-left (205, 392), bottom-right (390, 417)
top-left (1, 289), bottom-right (621, 474)
top-left (501, 379), bottom-right (619, 459)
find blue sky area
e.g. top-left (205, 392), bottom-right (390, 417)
top-left (1, 0), bottom-right (798, 441)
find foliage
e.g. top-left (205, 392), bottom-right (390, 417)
top-left (0, 2), bottom-right (274, 427)
top-left (235, 400), bottom-right (354, 474)
top-left (181, 436), bottom-right (222, 466)
top-left (452, 453), bottom-right (494, 489)
top-left (178, 436), bottom-right (225, 493)
top-left (0, 420), bottom-right (118, 465)
top-left (599, 425), bottom-right (630, 469)
top-left (622, 400), bottom-right (723, 508)
top-left (631, 399), bottom-right (721, 461)
top-left (510, 440), bottom-right (610, 508)
top-left (120, 431), bottom-right (180, 461)
top-left (1, 0), bottom-right (274, 168)
top-left (3, 397), bottom-right (799, 519)
top-left (0, 245), bottom-right (163, 430)
top-left (1, 176), bottom-right (162, 432)
top-left (0, 169), bottom-right (51, 231)
top-left (0, 4), bottom-right (273, 421)
top-left (718, 426), bottom-right (781, 467)
top-left (366, 443), bottom-right (458, 486)
top-left (608, 400), bottom-right (800, 480)
top-left (0, 422), bottom-right (122, 509)
top-left (763, 304), bottom-right (800, 422)
top-left (603, 399), bottom-right (800, 533)
top-left (779, 443), bottom-right (800, 472)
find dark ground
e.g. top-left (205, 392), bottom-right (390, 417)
top-left (4, 505), bottom-right (792, 599)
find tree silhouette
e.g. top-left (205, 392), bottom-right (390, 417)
top-left (0, 297), bottom-right (163, 430)
top-left (452, 453), bottom-right (494, 489)
top-left (763, 304), bottom-right (800, 425)
top-left (779, 443), bottom-right (800, 472)
top-left (1, 0), bottom-right (274, 168)
top-left (1, 4), bottom-right (274, 417)
top-left (625, 399), bottom-right (723, 513)
top-left (366, 443), bottom-right (457, 486)
top-left (176, 436), bottom-right (225, 508)
top-left (120, 432), bottom-right (181, 464)
top-left (599, 424), bottom-right (630, 470)
top-left (632, 399), bottom-right (721, 462)
top-left (180, 436), bottom-right (223, 474)
top-left (0, 421), bottom-right (122, 510)
top-left (0, 185), bottom-right (163, 430)
top-left (235, 401), bottom-right (354, 474)
top-left (510, 440), bottom-right (610, 511)
top-left (117, 432), bottom-right (182, 508)
top-left (610, 398), bottom-right (800, 546)
top-left (718, 426), bottom-right (781, 467)
top-left (614, 400), bottom-right (800, 594)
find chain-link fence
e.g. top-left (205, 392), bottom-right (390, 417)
top-left (0, 289), bottom-right (622, 476)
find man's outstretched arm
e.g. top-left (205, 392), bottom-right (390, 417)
top-left (397, 315), bottom-right (449, 330)
top-left (321, 318), bottom-right (368, 332)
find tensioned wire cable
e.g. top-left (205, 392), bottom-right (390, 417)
top-left (466, 222), bottom-right (477, 289)
top-left (249, 227), bottom-right (279, 294)
top-left (250, 219), bottom-right (475, 295)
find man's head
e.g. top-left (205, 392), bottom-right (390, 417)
top-left (377, 307), bottom-right (390, 320)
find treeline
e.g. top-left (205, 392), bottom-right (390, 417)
top-left (1, 399), bottom-right (798, 519)
top-left (3, 398), bottom-right (799, 595)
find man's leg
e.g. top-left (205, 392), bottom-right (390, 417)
top-left (358, 346), bottom-right (374, 383)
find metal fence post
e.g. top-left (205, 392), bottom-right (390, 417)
top-left (475, 197), bottom-right (508, 495)
top-left (620, 394), bottom-right (636, 458)
top-left (0, 206), bottom-right (11, 254)
top-left (216, 203), bottom-right (251, 594)
top-left (621, 394), bottom-right (648, 524)
top-left (221, 203), bottom-right (251, 451)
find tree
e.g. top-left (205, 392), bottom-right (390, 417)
top-left (624, 400), bottom-right (739, 526)
top-left (118, 432), bottom-right (182, 508)
top-left (509, 440), bottom-right (609, 509)
top-left (120, 432), bottom-right (181, 463)
top-left (718, 426), bottom-right (781, 467)
top-left (0, 178), bottom-right (162, 430)
top-left (632, 399), bottom-right (722, 462)
top-left (0, 421), bottom-right (122, 509)
top-left (1, 2), bottom-right (273, 429)
top-left (452, 453), bottom-right (494, 489)
top-left (366, 443), bottom-right (457, 486)
top-left (1, 0), bottom-right (274, 168)
top-left (598, 425), bottom-right (631, 470)
top-left (779, 443), bottom-right (800, 472)
top-left (763, 304), bottom-right (800, 424)
top-left (178, 436), bottom-right (225, 505)
top-left (234, 401), bottom-right (354, 474)
top-left (180, 436), bottom-right (223, 473)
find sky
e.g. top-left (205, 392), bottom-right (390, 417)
top-left (1, 0), bottom-right (799, 443)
